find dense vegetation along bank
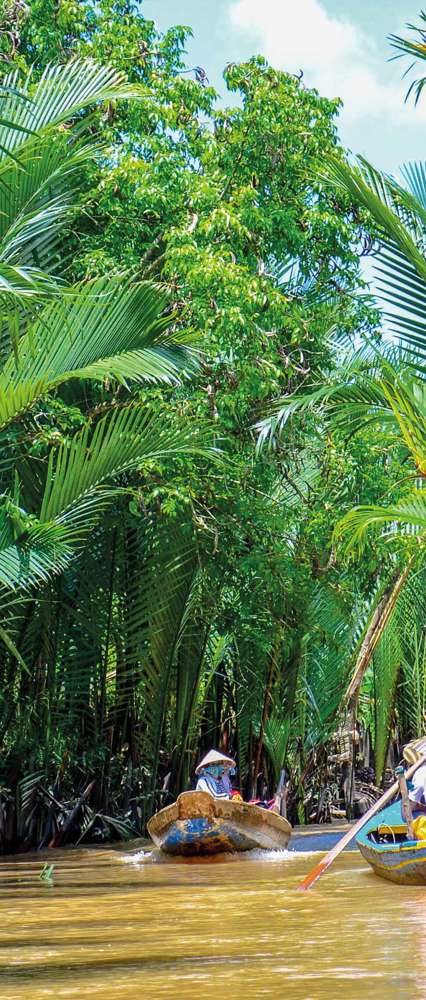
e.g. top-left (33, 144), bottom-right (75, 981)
top-left (0, 0), bottom-right (424, 850)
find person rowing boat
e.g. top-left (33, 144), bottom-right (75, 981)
top-left (407, 763), bottom-right (426, 816)
top-left (194, 749), bottom-right (285, 813)
top-left (194, 749), bottom-right (236, 799)
top-left (404, 737), bottom-right (426, 819)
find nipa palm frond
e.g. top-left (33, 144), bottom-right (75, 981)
top-left (0, 60), bottom-right (145, 160)
top-left (0, 276), bottom-right (200, 430)
top-left (334, 497), bottom-right (426, 553)
top-left (40, 404), bottom-right (213, 534)
top-left (326, 157), bottom-right (426, 366)
top-left (389, 13), bottom-right (426, 105)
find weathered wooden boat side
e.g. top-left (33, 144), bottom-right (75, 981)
top-left (147, 791), bottom-right (292, 856)
top-left (356, 801), bottom-right (426, 885)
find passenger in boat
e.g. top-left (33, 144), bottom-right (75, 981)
top-left (195, 749), bottom-right (236, 799)
top-left (408, 762), bottom-right (426, 815)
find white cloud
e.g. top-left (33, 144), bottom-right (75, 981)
top-left (228, 0), bottom-right (426, 126)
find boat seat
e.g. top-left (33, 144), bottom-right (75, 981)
top-left (369, 824), bottom-right (408, 845)
top-left (377, 823), bottom-right (406, 836)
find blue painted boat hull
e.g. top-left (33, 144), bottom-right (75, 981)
top-left (356, 801), bottom-right (426, 884)
top-left (147, 791), bottom-right (292, 857)
top-left (159, 816), bottom-right (265, 856)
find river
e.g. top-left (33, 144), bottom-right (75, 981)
top-left (0, 837), bottom-right (424, 999)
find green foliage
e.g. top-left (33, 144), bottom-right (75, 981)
top-left (0, 0), bottom-right (410, 847)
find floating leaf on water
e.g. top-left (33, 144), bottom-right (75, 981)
top-left (40, 863), bottom-right (55, 883)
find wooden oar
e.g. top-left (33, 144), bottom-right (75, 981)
top-left (299, 755), bottom-right (426, 891)
top-left (395, 765), bottom-right (415, 841)
top-left (272, 769), bottom-right (287, 816)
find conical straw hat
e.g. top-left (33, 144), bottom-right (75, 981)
top-left (195, 749), bottom-right (236, 774)
top-left (403, 736), bottom-right (426, 765)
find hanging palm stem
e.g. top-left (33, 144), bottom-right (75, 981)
top-left (345, 559), bottom-right (414, 709)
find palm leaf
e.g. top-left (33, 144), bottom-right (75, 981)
top-left (401, 161), bottom-right (426, 212)
top-left (39, 404), bottom-right (213, 532)
top-left (0, 275), bottom-right (199, 429)
top-left (335, 496), bottom-right (426, 552)
top-left (0, 138), bottom-right (100, 299)
top-left (0, 61), bottom-right (145, 160)
top-left (389, 13), bottom-right (426, 105)
top-left (0, 519), bottom-right (73, 590)
top-left (326, 157), bottom-right (426, 363)
top-left (256, 365), bottom-right (394, 450)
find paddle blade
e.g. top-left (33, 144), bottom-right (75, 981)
top-left (298, 859), bottom-right (328, 891)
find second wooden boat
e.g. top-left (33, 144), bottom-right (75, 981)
top-left (356, 800), bottom-right (426, 884)
top-left (147, 790), bottom-right (292, 856)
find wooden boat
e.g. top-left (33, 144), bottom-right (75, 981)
top-left (147, 790), bottom-right (292, 856)
top-left (356, 800), bottom-right (426, 884)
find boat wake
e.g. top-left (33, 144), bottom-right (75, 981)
top-left (123, 846), bottom-right (317, 864)
top-left (242, 848), bottom-right (305, 861)
top-left (123, 849), bottom-right (155, 864)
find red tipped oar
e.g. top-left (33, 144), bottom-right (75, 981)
top-left (299, 755), bottom-right (426, 891)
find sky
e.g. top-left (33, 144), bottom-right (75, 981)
top-left (146, 0), bottom-right (426, 174)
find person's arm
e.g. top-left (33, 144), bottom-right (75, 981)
top-left (409, 768), bottom-right (426, 812)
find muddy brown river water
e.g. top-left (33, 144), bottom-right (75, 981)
top-left (0, 839), bottom-right (425, 999)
